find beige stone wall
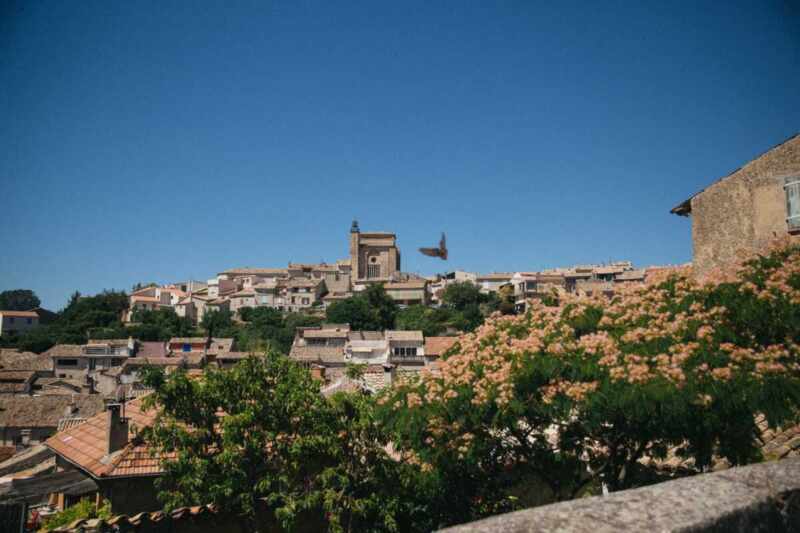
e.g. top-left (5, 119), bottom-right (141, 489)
top-left (350, 231), bottom-right (401, 282)
top-left (690, 136), bottom-right (800, 277)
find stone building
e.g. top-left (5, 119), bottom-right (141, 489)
top-left (0, 394), bottom-right (105, 447)
top-left (0, 310), bottom-right (40, 336)
top-left (672, 133), bottom-right (800, 277)
top-left (349, 220), bottom-right (401, 285)
top-left (383, 280), bottom-right (429, 307)
top-left (45, 399), bottom-right (163, 515)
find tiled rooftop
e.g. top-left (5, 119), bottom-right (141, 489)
top-left (0, 394), bottom-right (105, 428)
top-left (0, 349), bottom-right (52, 372)
top-left (289, 345), bottom-right (345, 364)
top-left (0, 310), bottom-right (39, 318)
top-left (385, 330), bottom-right (424, 342)
top-left (424, 336), bottom-right (459, 357)
top-left (45, 396), bottom-right (162, 478)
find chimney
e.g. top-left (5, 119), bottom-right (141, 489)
top-left (64, 395), bottom-right (78, 417)
top-left (310, 365), bottom-right (326, 383)
top-left (383, 364), bottom-right (395, 387)
top-left (106, 404), bottom-right (129, 454)
top-left (85, 375), bottom-right (96, 394)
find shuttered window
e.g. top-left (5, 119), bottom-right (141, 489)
top-left (786, 178), bottom-right (800, 231)
top-left (367, 264), bottom-right (381, 278)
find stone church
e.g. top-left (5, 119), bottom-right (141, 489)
top-left (349, 220), bottom-right (401, 286)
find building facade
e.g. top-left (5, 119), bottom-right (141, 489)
top-left (349, 220), bottom-right (401, 285)
top-left (672, 134), bottom-right (800, 277)
top-left (0, 311), bottom-right (40, 336)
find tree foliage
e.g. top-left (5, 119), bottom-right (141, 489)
top-left (40, 500), bottom-right (111, 531)
top-left (395, 305), bottom-right (451, 337)
top-left (141, 353), bottom-right (429, 532)
top-left (326, 284), bottom-right (398, 331)
top-left (0, 290), bottom-right (131, 352)
top-left (237, 307), bottom-right (322, 353)
top-left (200, 309), bottom-right (237, 338)
top-left (377, 240), bottom-right (800, 524)
top-left (0, 289), bottom-right (40, 311)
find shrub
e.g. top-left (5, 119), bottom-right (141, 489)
top-left (378, 240), bottom-right (800, 526)
top-left (39, 500), bottom-right (111, 532)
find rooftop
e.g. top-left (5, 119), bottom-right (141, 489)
top-left (289, 345), bottom-right (345, 364)
top-left (0, 349), bottom-right (52, 372)
top-left (0, 394), bottom-right (105, 428)
top-left (671, 132), bottom-right (800, 216)
top-left (219, 267), bottom-right (289, 276)
top-left (45, 396), bottom-right (164, 479)
top-left (424, 336), bottom-right (459, 357)
top-left (0, 310), bottom-right (39, 318)
top-left (43, 344), bottom-right (84, 358)
top-left (385, 330), bottom-right (424, 342)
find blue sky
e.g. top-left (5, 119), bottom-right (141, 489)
top-left (2, 1), bottom-right (799, 310)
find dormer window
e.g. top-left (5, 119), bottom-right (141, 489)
top-left (786, 178), bottom-right (800, 232)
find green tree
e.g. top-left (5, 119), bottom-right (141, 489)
top-left (362, 284), bottom-right (399, 330)
top-left (124, 308), bottom-right (195, 341)
top-left (326, 285), bottom-right (398, 331)
top-left (395, 305), bottom-right (451, 337)
top-left (0, 289), bottom-right (41, 311)
top-left (141, 353), bottom-right (429, 532)
top-left (2, 289), bottom-right (130, 352)
top-left (379, 241), bottom-right (800, 525)
top-left (200, 309), bottom-right (235, 338)
top-left (40, 500), bottom-right (112, 531)
top-left (327, 296), bottom-right (380, 331)
top-left (441, 282), bottom-right (485, 311)
top-left (235, 308), bottom-right (322, 354)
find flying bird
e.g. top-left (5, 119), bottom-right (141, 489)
top-left (419, 232), bottom-right (448, 260)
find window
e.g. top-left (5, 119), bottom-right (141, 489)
top-left (367, 264), bottom-right (381, 278)
top-left (302, 298), bottom-right (310, 305)
top-left (26, 318), bottom-right (32, 325)
top-left (393, 347), bottom-right (418, 357)
top-left (183, 343), bottom-right (191, 352)
top-left (8, 317), bottom-right (14, 324)
top-left (786, 178), bottom-right (800, 231)
top-left (89, 359), bottom-right (96, 370)
top-left (57, 359), bottom-right (79, 367)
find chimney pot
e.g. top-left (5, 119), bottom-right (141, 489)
top-left (106, 403), bottom-right (129, 454)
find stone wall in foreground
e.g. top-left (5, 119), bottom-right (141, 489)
top-left (440, 457), bottom-right (800, 533)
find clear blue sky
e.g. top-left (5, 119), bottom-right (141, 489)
top-left (2, 1), bottom-right (799, 310)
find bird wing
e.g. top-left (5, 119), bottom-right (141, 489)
top-left (419, 247), bottom-right (441, 257)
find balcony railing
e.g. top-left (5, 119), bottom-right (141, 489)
top-left (389, 354), bottom-right (426, 363)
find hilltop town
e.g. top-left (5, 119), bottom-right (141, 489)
top-left (0, 133), bottom-right (797, 530)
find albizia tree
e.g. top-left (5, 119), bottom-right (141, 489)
top-left (378, 239), bottom-right (800, 526)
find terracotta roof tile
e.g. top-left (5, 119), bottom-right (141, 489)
top-left (289, 345), bottom-right (345, 364)
top-left (0, 310), bottom-right (39, 318)
top-left (348, 331), bottom-right (384, 341)
top-left (0, 394), bottom-right (105, 428)
top-left (43, 344), bottom-right (84, 358)
top-left (0, 350), bottom-right (52, 372)
top-left (386, 330), bottom-right (423, 342)
top-left (136, 342), bottom-right (168, 358)
top-left (424, 337), bottom-right (459, 357)
top-left (45, 396), bottom-right (162, 479)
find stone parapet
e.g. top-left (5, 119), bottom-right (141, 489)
top-left (440, 457), bottom-right (800, 533)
